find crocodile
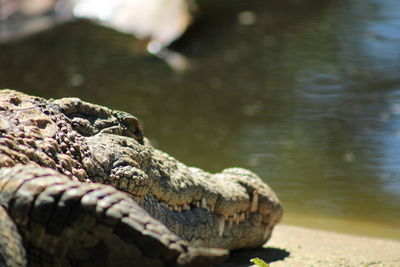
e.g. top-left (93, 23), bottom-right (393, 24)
top-left (0, 89), bottom-right (283, 267)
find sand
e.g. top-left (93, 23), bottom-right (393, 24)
top-left (219, 224), bottom-right (400, 266)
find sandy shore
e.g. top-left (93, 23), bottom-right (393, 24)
top-left (219, 224), bottom-right (400, 266)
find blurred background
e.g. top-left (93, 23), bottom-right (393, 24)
top-left (1, 0), bottom-right (400, 240)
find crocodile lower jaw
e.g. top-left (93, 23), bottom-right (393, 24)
top-left (142, 190), bottom-right (282, 250)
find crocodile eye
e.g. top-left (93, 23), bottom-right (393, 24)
top-left (117, 114), bottom-right (144, 144)
top-left (71, 117), bottom-right (94, 136)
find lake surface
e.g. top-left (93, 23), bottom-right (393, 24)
top-left (1, 0), bottom-right (400, 240)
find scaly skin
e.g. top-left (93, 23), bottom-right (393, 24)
top-left (0, 164), bottom-right (226, 267)
top-left (0, 89), bottom-right (283, 266)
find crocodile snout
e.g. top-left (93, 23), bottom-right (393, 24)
top-left (144, 159), bottom-right (283, 250)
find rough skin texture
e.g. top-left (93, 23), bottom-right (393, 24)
top-left (0, 89), bottom-right (283, 266)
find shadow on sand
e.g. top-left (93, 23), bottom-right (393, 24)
top-left (217, 247), bottom-right (290, 266)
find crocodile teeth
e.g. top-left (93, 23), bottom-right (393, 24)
top-left (228, 217), bottom-right (234, 228)
top-left (250, 190), bottom-right (258, 212)
top-left (173, 205), bottom-right (182, 212)
top-left (239, 212), bottom-right (245, 222)
top-left (195, 201), bottom-right (200, 207)
top-left (201, 198), bottom-right (207, 209)
top-left (183, 203), bottom-right (190, 210)
top-left (210, 205), bottom-right (215, 212)
top-left (263, 226), bottom-right (270, 240)
top-left (218, 216), bottom-right (225, 237)
top-left (233, 213), bottom-right (239, 225)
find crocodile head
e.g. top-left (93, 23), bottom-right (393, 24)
top-left (145, 161), bottom-right (284, 250)
top-left (0, 90), bottom-right (283, 250)
top-left (53, 97), bottom-right (283, 250)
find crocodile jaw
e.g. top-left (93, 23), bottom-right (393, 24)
top-left (50, 92), bottom-right (283, 249)
top-left (144, 193), bottom-right (282, 250)
top-left (87, 133), bottom-right (283, 249)
top-left (143, 154), bottom-right (284, 249)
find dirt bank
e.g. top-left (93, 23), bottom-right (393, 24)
top-left (220, 224), bottom-right (400, 266)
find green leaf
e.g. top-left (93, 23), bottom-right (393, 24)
top-left (250, 257), bottom-right (270, 267)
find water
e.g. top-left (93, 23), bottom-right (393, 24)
top-left (1, 0), bottom-right (400, 240)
